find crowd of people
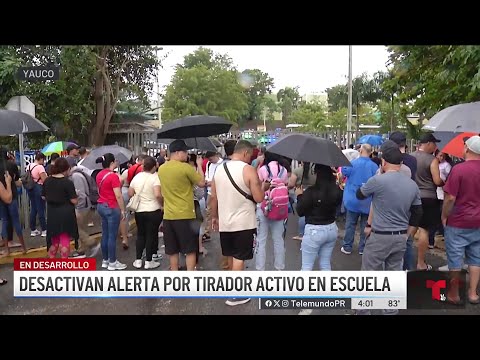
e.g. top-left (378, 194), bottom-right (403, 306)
top-left (0, 132), bottom-right (479, 314)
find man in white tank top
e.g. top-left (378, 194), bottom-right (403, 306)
top-left (210, 140), bottom-right (266, 306)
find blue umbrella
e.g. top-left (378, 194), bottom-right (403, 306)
top-left (357, 135), bottom-right (384, 146)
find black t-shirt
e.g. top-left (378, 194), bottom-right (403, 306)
top-left (296, 182), bottom-right (343, 225)
top-left (42, 176), bottom-right (77, 205)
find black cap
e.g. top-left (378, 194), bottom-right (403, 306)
top-left (66, 143), bottom-right (80, 152)
top-left (419, 133), bottom-right (441, 144)
top-left (380, 140), bottom-right (403, 165)
top-left (169, 139), bottom-right (189, 153)
top-left (389, 131), bottom-right (407, 146)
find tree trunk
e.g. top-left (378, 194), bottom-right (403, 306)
top-left (90, 47), bottom-right (108, 147)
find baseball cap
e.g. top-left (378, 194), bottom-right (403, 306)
top-left (466, 135), bottom-right (480, 155)
top-left (389, 131), bottom-right (407, 146)
top-left (169, 139), bottom-right (189, 153)
top-left (380, 140), bottom-right (403, 165)
top-left (419, 133), bottom-right (441, 144)
top-left (66, 143), bottom-right (80, 152)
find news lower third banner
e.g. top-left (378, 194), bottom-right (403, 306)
top-left (13, 259), bottom-right (409, 310)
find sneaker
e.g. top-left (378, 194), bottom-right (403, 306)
top-left (30, 229), bottom-right (41, 237)
top-left (152, 253), bottom-right (163, 261)
top-left (341, 247), bottom-right (352, 255)
top-left (89, 243), bottom-right (101, 258)
top-left (87, 222), bottom-right (94, 227)
top-left (225, 298), bottom-right (251, 306)
top-left (133, 259), bottom-right (143, 269)
top-left (359, 251), bottom-right (363, 255)
top-left (101, 260), bottom-right (109, 269)
top-left (41, 230), bottom-right (47, 237)
top-left (144, 260), bottom-right (161, 269)
top-left (108, 261), bottom-right (127, 270)
top-left (428, 245), bottom-right (434, 249)
top-left (158, 232), bottom-right (164, 238)
top-left (69, 251), bottom-right (86, 259)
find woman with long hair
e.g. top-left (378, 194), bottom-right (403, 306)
top-left (42, 158), bottom-right (78, 258)
top-left (95, 153), bottom-right (127, 270)
top-left (296, 164), bottom-right (343, 271)
top-left (128, 156), bottom-right (163, 269)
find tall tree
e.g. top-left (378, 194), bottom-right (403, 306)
top-left (387, 45), bottom-right (480, 119)
top-left (326, 84), bottom-right (348, 112)
top-left (91, 46), bottom-right (160, 145)
top-left (277, 86), bottom-right (301, 126)
top-left (0, 45), bottom-right (161, 146)
top-left (240, 69), bottom-right (274, 122)
top-left (162, 48), bottom-right (248, 123)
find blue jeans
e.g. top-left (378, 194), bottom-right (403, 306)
top-left (255, 208), bottom-right (286, 271)
top-left (28, 183), bottom-right (46, 231)
top-left (298, 216), bottom-right (306, 237)
top-left (445, 226), bottom-right (480, 269)
top-left (403, 235), bottom-right (414, 271)
top-left (342, 210), bottom-right (368, 253)
top-left (1, 199), bottom-right (22, 239)
top-left (301, 223), bottom-right (338, 270)
top-left (97, 203), bottom-right (121, 263)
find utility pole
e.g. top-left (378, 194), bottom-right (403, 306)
top-left (156, 46), bottom-right (163, 129)
top-left (347, 45), bottom-right (353, 148)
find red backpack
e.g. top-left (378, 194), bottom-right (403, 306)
top-left (260, 163), bottom-right (289, 221)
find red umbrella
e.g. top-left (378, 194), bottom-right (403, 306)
top-left (441, 132), bottom-right (478, 158)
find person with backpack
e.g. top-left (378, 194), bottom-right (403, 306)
top-left (255, 151), bottom-right (290, 271)
top-left (70, 165), bottom-right (101, 258)
top-left (23, 152), bottom-right (48, 238)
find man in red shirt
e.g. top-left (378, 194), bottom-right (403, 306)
top-left (127, 155), bottom-right (146, 185)
top-left (442, 135), bottom-right (480, 305)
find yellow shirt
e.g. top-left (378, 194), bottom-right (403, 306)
top-left (158, 160), bottom-right (202, 220)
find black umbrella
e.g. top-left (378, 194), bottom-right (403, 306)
top-left (158, 138), bottom-right (218, 152)
top-left (156, 115), bottom-right (233, 139)
top-left (0, 109), bottom-right (49, 135)
top-left (266, 133), bottom-right (351, 167)
top-left (80, 145), bottom-right (133, 170)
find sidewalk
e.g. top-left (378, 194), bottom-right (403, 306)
top-left (0, 213), bottom-right (136, 264)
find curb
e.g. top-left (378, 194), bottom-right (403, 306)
top-left (0, 220), bottom-right (136, 265)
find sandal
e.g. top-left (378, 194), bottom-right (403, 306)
top-left (122, 242), bottom-right (129, 250)
top-left (202, 234), bottom-right (211, 243)
top-left (0, 278), bottom-right (7, 286)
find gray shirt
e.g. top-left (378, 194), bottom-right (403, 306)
top-left (71, 170), bottom-right (91, 211)
top-left (411, 150), bottom-right (437, 199)
top-left (360, 172), bottom-right (421, 232)
top-left (376, 164), bottom-right (411, 178)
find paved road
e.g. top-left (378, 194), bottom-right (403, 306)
top-left (0, 214), bottom-right (479, 315)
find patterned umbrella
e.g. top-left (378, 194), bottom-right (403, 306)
top-left (41, 141), bottom-right (77, 155)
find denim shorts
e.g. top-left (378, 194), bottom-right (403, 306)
top-left (445, 226), bottom-right (480, 269)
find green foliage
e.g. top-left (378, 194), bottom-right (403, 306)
top-left (325, 108), bottom-right (348, 131)
top-left (277, 86), bottom-right (301, 125)
top-left (326, 84), bottom-right (348, 112)
top-left (162, 48), bottom-right (248, 123)
top-left (240, 69), bottom-right (275, 121)
top-left (291, 101), bottom-right (327, 130)
top-left (387, 45), bottom-right (480, 117)
top-left (0, 45), bottom-right (161, 146)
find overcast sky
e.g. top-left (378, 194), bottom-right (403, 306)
top-left (155, 46), bottom-right (390, 96)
